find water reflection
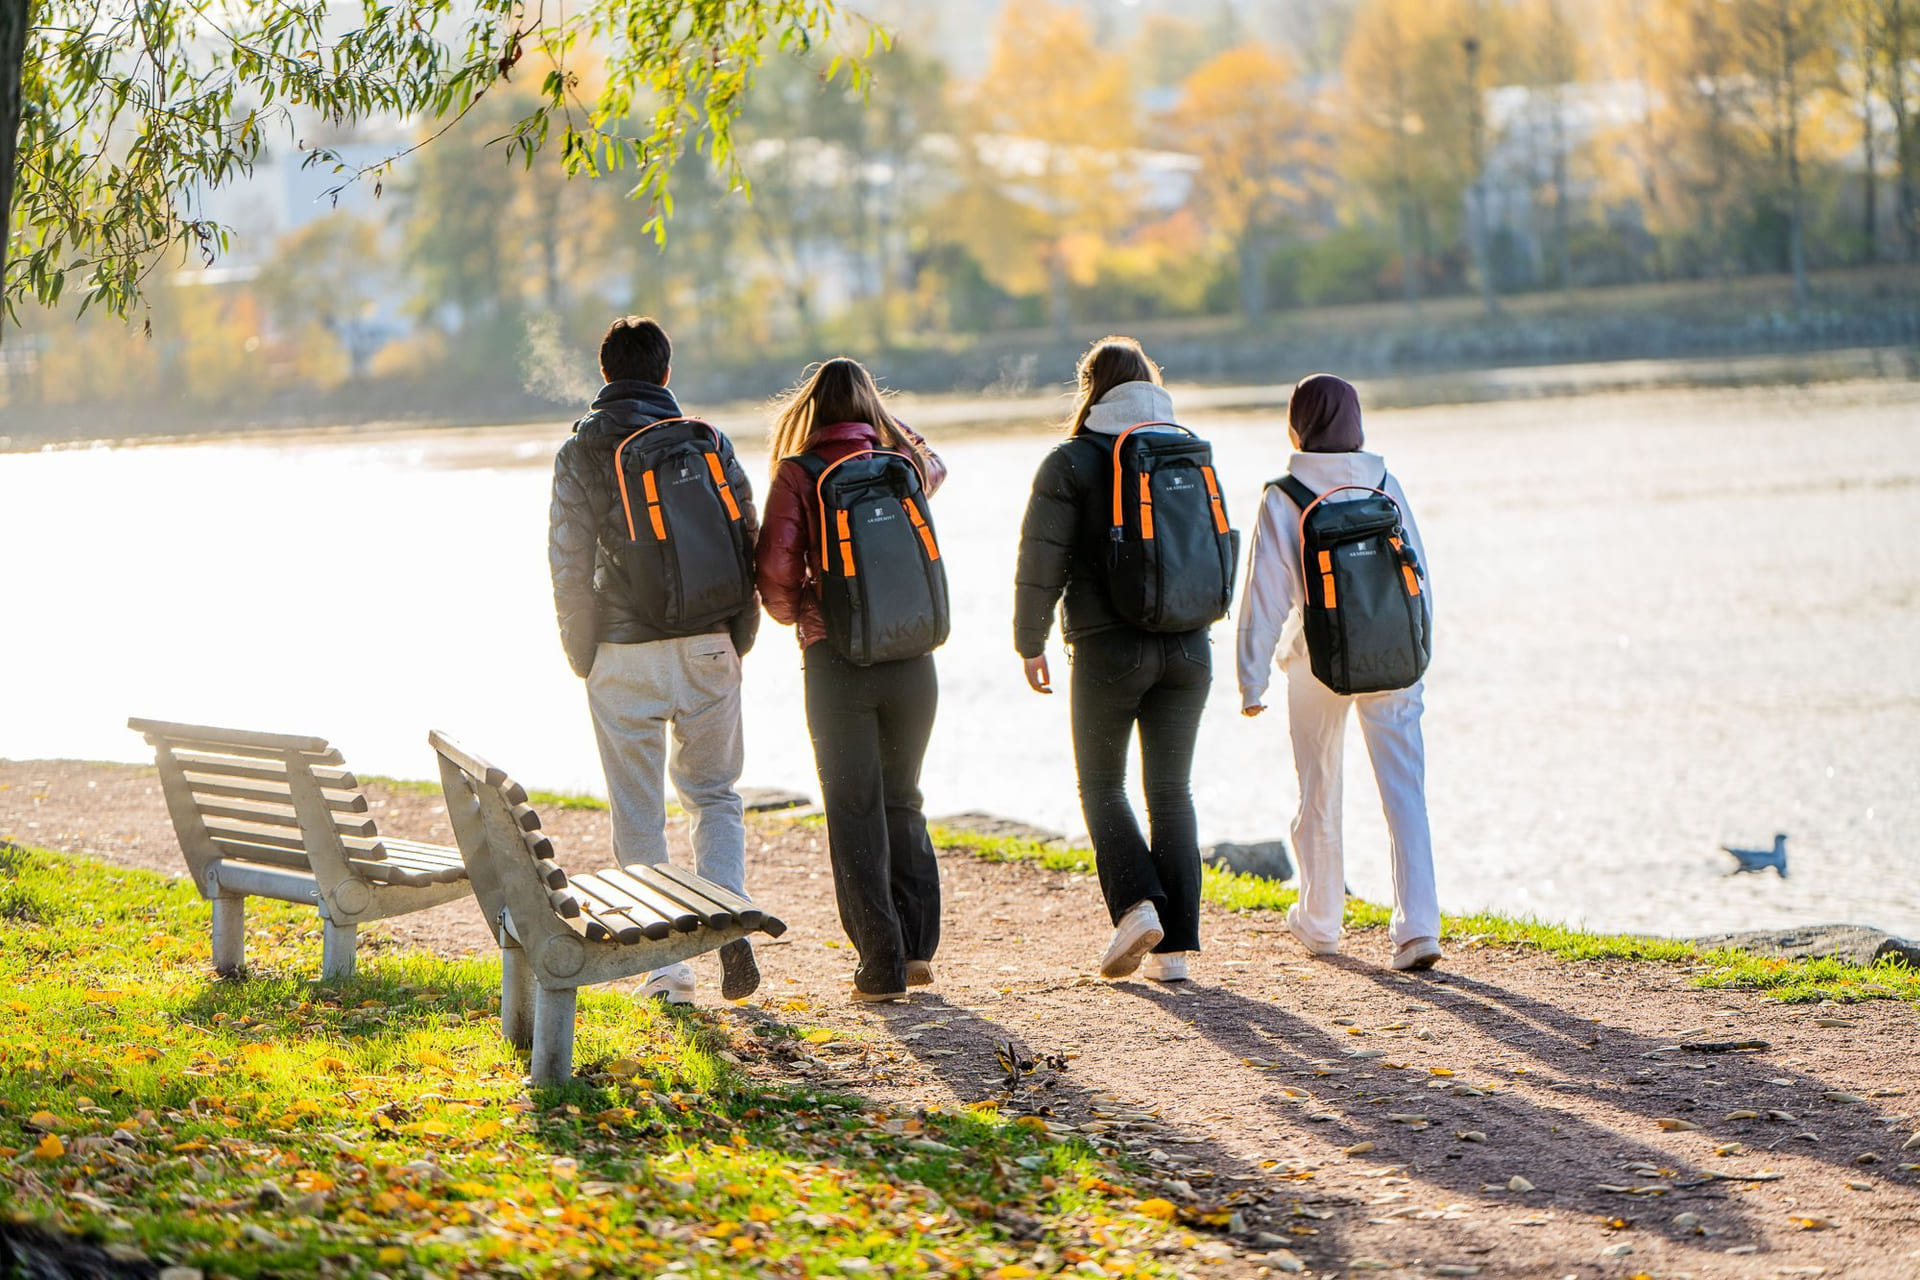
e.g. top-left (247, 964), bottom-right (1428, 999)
top-left (3, 378), bottom-right (1916, 938)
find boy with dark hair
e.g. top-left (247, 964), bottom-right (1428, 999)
top-left (548, 315), bottom-right (763, 1004)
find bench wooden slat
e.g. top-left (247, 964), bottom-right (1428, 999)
top-left (209, 841), bottom-right (433, 887)
top-left (533, 859), bottom-right (567, 890)
top-left (152, 737), bottom-right (344, 766)
top-left (568, 886), bottom-right (645, 945)
top-left (548, 888), bottom-right (582, 919)
top-left (175, 753), bottom-right (360, 791)
top-left (194, 798), bottom-right (380, 840)
top-left (182, 775), bottom-right (369, 813)
top-left (595, 867), bottom-right (701, 933)
top-left (510, 803), bottom-right (542, 833)
top-left (648, 863), bottom-right (765, 930)
top-left (626, 864), bottom-right (736, 930)
top-left (131, 718), bottom-right (338, 756)
top-left (567, 872), bottom-right (674, 940)
top-left (202, 819), bottom-right (386, 859)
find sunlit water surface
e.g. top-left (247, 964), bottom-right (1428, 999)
top-left (4, 378), bottom-right (1917, 939)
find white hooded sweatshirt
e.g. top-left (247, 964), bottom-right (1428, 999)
top-left (1235, 449), bottom-right (1432, 710)
top-left (1081, 380), bottom-right (1178, 435)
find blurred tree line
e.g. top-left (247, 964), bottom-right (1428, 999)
top-left (6, 0), bottom-right (1918, 416)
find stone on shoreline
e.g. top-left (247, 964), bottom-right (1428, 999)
top-left (739, 787), bottom-right (812, 813)
top-left (1692, 924), bottom-right (1920, 969)
top-left (934, 812), bottom-right (1070, 845)
top-left (1204, 840), bottom-right (1295, 884)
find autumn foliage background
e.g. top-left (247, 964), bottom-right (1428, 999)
top-left (3, 0), bottom-right (1917, 429)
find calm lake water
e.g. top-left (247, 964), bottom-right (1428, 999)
top-left (4, 376), bottom-right (1918, 939)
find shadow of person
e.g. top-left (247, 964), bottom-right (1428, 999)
top-left (1344, 962), bottom-right (1916, 1193)
top-left (1117, 975), bottom-right (1775, 1258)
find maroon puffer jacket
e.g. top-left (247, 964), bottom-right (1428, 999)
top-left (755, 420), bottom-right (947, 650)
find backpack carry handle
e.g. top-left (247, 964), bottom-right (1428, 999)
top-left (613, 417), bottom-right (723, 542)
top-left (1275, 470), bottom-right (1416, 604)
top-left (1107, 421), bottom-right (1193, 535)
top-left (807, 448), bottom-right (924, 572)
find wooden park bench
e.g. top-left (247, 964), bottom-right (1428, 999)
top-left (429, 730), bottom-right (786, 1084)
top-left (130, 718), bottom-right (473, 980)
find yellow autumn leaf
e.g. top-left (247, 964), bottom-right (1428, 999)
top-left (32, 1133), bottom-right (64, 1160)
top-left (1429, 1067), bottom-right (1455, 1077)
top-left (803, 1029), bottom-right (835, 1044)
top-left (987, 1267), bottom-right (1037, 1280)
top-left (376, 1246), bottom-right (406, 1265)
top-left (418, 1048), bottom-right (453, 1069)
top-left (27, 1110), bottom-right (60, 1131)
top-left (5, 1001), bottom-right (29, 1014)
top-left (317, 1056), bottom-right (351, 1074)
top-left (1136, 1197), bottom-right (1179, 1221)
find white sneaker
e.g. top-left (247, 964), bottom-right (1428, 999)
top-left (1100, 901), bottom-right (1165, 978)
top-left (641, 962), bottom-right (695, 1005)
top-left (1143, 952), bottom-right (1189, 982)
top-left (1392, 937), bottom-right (1443, 972)
top-left (1285, 904), bottom-right (1340, 957)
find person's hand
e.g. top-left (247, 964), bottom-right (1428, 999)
top-left (1242, 703), bottom-right (1266, 718)
top-left (1023, 654), bottom-right (1052, 694)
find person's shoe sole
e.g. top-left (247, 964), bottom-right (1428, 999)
top-left (904, 960), bottom-right (935, 987)
top-left (849, 987), bottom-right (908, 1003)
top-left (1100, 924), bottom-right (1165, 979)
top-left (719, 939), bottom-right (760, 1001)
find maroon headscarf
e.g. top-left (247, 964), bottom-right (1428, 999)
top-left (1288, 373), bottom-right (1364, 453)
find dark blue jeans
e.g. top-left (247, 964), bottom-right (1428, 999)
top-left (1069, 627), bottom-right (1211, 953)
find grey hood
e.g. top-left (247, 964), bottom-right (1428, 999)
top-left (1082, 380), bottom-right (1177, 435)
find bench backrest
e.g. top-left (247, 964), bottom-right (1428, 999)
top-left (129, 718), bottom-right (382, 896)
top-left (428, 731), bottom-right (578, 951)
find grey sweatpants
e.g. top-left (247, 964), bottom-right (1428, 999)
top-left (585, 633), bottom-right (747, 897)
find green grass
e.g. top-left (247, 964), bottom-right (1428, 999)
top-left (926, 825), bottom-right (1920, 1007)
top-left (0, 843), bottom-right (1187, 1278)
top-left (363, 775), bottom-right (611, 812)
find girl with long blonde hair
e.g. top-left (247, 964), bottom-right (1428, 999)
top-left (756, 357), bottom-right (949, 1002)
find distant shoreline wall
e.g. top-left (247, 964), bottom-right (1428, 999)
top-left (4, 296), bottom-right (1918, 447)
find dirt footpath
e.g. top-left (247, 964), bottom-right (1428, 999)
top-left (5, 759), bottom-right (1920, 1279)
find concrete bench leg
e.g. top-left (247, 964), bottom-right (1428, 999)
top-left (529, 985), bottom-right (578, 1085)
top-left (210, 894), bottom-right (246, 976)
top-left (500, 934), bottom-right (535, 1051)
top-left (320, 921), bottom-right (357, 981)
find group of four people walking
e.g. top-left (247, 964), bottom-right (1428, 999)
top-left (549, 316), bottom-right (1441, 1006)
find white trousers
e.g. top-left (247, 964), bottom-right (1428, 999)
top-left (1285, 667), bottom-right (1439, 948)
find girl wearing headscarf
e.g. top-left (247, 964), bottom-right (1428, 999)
top-left (1236, 374), bottom-right (1442, 971)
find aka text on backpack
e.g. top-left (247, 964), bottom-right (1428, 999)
top-left (613, 417), bottom-right (757, 634)
top-left (1097, 423), bottom-right (1240, 633)
top-left (1272, 471), bottom-right (1430, 695)
top-left (793, 449), bottom-right (950, 666)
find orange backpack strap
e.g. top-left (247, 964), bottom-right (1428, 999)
top-left (613, 416), bottom-right (717, 541)
top-left (1107, 422), bottom-right (1192, 535)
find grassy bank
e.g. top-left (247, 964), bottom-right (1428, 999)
top-left (926, 825), bottom-right (1920, 1007)
top-left (0, 843), bottom-right (1184, 1278)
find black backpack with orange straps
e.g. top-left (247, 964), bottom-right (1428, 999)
top-left (611, 417), bottom-right (757, 634)
top-left (1095, 423), bottom-right (1241, 633)
top-left (791, 448), bottom-right (950, 666)
top-left (1272, 471), bottom-right (1430, 695)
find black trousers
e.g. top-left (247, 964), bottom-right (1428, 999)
top-left (803, 644), bottom-right (942, 993)
top-left (1069, 627), bottom-right (1211, 953)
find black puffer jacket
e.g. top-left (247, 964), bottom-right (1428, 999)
top-left (548, 380), bottom-right (759, 677)
top-left (1012, 435), bottom-right (1133, 658)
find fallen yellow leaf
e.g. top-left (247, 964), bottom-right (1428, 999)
top-left (31, 1133), bottom-right (64, 1160)
top-left (1136, 1197), bottom-right (1179, 1221)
